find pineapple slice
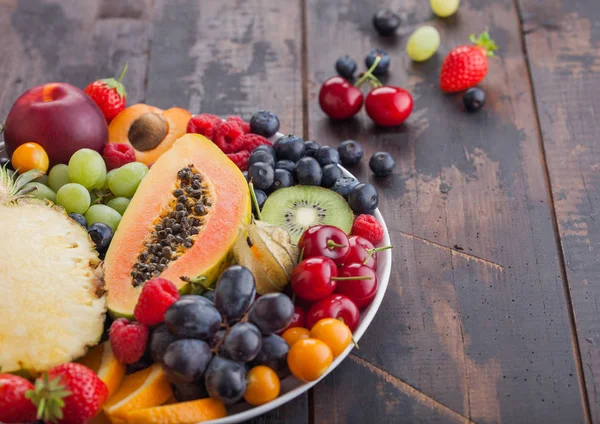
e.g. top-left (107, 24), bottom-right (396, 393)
top-left (0, 167), bottom-right (106, 374)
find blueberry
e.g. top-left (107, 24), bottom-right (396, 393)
top-left (69, 213), bottom-right (88, 228)
top-left (275, 160), bottom-right (296, 174)
top-left (295, 157), bottom-right (322, 186)
top-left (253, 189), bottom-right (267, 215)
top-left (321, 164), bottom-right (343, 188)
top-left (369, 152), bottom-right (395, 177)
top-left (373, 8), bottom-right (400, 36)
top-left (248, 162), bottom-right (275, 190)
top-left (463, 87), bottom-right (486, 112)
top-left (348, 183), bottom-right (379, 215)
top-left (173, 380), bottom-right (209, 402)
top-left (149, 325), bottom-right (177, 364)
top-left (314, 145), bottom-right (340, 167)
top-left (273, 135), bottom-right (305, 162)
top-left (163, 339), bottom-right (212, 383)
top-left (242, 170), bottom-right (248, 181)
top-left (337, 140), bottom-right (364, 166)
top-left (249, 149), bottom-right (275, 168)
top-left (331, 177), bottom-right (360, 199)
top-left (250, 110), bottom-right (280, 137)
top-left (164, 300), bottom-right (222, 340)
top-left (88, 223), bottom-right (113, 252)
top-left (335, 55), bottom-right (357, 80)
top-left (272, 169), bottom-right (296, 191)
top-left (252, 144), bottom-right (276, 157)
top-left (202, 290), bottom-right (216, 303)
top-left (365, 48), bottom-right (391, 75)
top-left (303, 140), bottom-right (320, 157)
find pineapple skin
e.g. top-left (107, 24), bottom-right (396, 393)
top-left (0, 200), bottom-right (107, 374)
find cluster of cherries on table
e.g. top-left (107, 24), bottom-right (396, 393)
top-left (285, 225), bottom-right (392, 335)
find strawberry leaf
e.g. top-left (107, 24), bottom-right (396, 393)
top-left (470, 31), bottom-right (498, 57)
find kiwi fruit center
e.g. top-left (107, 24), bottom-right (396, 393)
top-left (128, 112), bottom-right (168, 151)
top-left (260, 185), bottom-right (354, 243)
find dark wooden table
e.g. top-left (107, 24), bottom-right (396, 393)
top-left (1, 0), bottom-right (599, 422)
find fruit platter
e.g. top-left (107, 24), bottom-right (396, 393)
top-left (0, 70), bottom-right (393, 423)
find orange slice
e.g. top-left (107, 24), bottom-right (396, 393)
top-left (78, 341), bottom-right (126, 398)
top-left (124, 398), bottom-right (227, 424)
top-left (103, 364), bottom-right (172, 424)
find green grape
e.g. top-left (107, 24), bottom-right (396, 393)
top-left (430, 0), bottom-right (459, 17)
top-left (108, 162), bottom-right (149, 198)
top-left (107, 197), bottom-right (130, 215)
top-left (48, 164), bottom-right (71, 192)
top-left (24, 182), bottom-right (56, 203)
top-left (56, 183), bottom-right (91, 214)
top-left (407, 26), bottom-right (441, 62)
top-left (33, 174), bottom-right (49, 186)
top-left (85, 204), bottom-right (122, 231)
top-left (68, 149), bottom-right (107, 190)
top-left (104, 169), bottom-right (117, 190)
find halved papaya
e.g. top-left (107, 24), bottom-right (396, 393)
top-left (108, 104), bottom-right (192, 165)
top-left (104, 134), bottom-right (251, 317)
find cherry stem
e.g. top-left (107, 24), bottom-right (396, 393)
top-left (351, 335), bottom-right (359, 349)
top-left (327, 240), bottom-right (347, 250)
top-left (117, 63), bottom-right (129, 83)
top-left (363, 245), bottom-right (394, 265)
top-left (332, 275), bottom-right (374, 281)
top-left (248, 181), bottom-right (263, 221)
top-left (355, 55), bottom-right (383, 88)
top-left (299, 247), bottom-right (305, 262)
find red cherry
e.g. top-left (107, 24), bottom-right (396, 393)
top-left (279, 305), bottom-right (307, 334)
top-left (365, 86), bottom-right (413, 127)
top-left (338, 235), bottom-right (376, 268)
top-left (307, 294), bottom-right (360, 333)
top-left (298, 225), bottom-right (350, 261)
top-left (319, 76), bottom-right (364, 120)
top-left (291, 256), bottom-right (338, 302)
top-left (335, 263), bottom-right (378, 309)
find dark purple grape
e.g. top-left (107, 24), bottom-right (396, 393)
top-left (162, 339), bottom-right (212, 383)
top-left (248, 293), bottom-right (294, 334)
top-left (214, 265), bottom-right (256, 322)
top-left (164, 299), bottom-right (222, 340)
top-left (149, 325), bottom-right (177, 364)
top-left (202, 290), bottom-right (216, 303)
top-left (253, 334), bottom-right (290, 379)
top-left (172, 380), bottom-right (209, 402)
top-left (222, 322), bottom-right (262, 362)
top-left (210, 329), bottom-right (227, 350)
top-left (205, 355), bottom-right (247, 404)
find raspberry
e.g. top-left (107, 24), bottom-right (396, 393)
top-left (109, 318), bottom-right (149, 364)
top-left (187, 114), bottom-right (222, 140)
top-left (103, 143), bottom-right (136, 171)
top-left (352, 214), bottom-right (384, 244)
top-left (134, 278), bottom-right (180, 326)
top-left (213, 121), bottom-right (245, 153)
top-left (237, 133), bottom-right (271, 151)
top-left (227, 150), bottom-right (251, 171)
top-left (227, 116), bottom-right (251, 134)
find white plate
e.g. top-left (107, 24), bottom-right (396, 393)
top-left (203, 133), bottom-right (393, 423)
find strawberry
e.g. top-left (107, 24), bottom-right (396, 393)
top-left (0, 374), bottom-right (37, 423)
top-left (28, 363), bottom-right (108, 424)
top-left (84, 63), bottom-right (128, 122)
top-left (439, 32), bottom-right (497, 93)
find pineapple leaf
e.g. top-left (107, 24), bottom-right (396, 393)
top-left (0, 165), bottom-right (44, 203)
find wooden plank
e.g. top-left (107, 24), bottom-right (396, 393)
top-left (144, 1), bottom-right (307, 422)
top-left (306, 0), bottom-right (587, 421)
top-left (517, 0), bottom-right (600, 420)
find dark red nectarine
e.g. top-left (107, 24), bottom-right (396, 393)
top-left (4, 82), bottom-right (108, 165)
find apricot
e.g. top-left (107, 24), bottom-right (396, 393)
top-left (108, 104), bottom-right (191, 165)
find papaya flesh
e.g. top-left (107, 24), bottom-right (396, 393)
top-left (104, 134), bottom-right (251, 317)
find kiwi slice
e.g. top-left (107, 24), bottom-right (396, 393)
top-left (261, 186), bottom-right (354, 243)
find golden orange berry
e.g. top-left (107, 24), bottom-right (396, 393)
top-left (244, 365), bottom-right (280, 406)
top-left (310, 318), bottom-right (352, 357)
top-left (288, 338), bottom-right (333, 382)
top-left (11, 142), bottom-right (49, 174)
top-left (282, 327), bottom-right (310, 347)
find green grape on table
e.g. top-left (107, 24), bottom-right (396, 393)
top-left (48, 164), bottom-right (71, 192)
top-left (68, 148), bottom-right (107, 190)
top-left (56, 183), bottom-right (91, 215)
top-left (24, 182), bottom-right (56, 203)
top-left (407, 26), bottom-right (440, 62)
top-left (85, 204), bottom-right (122, 231)
top-left (430, 0), bottom-right (459, 17)
top-left (107, 197), bottom-right (130, 216)
top-left (108, 162), bottom-right (148, 198)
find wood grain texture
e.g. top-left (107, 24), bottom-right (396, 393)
top-left (518, 0), bottom-right (600, 421)
top-left (306, 0), bottom-right (587, 421)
